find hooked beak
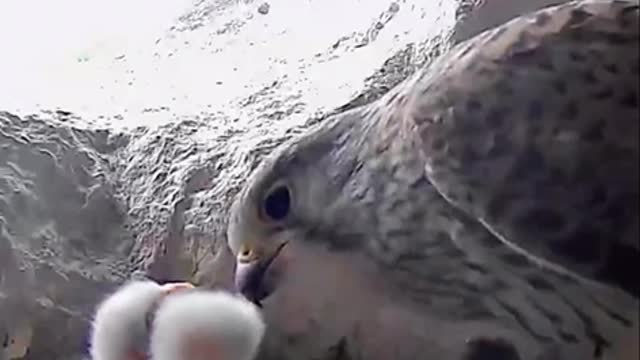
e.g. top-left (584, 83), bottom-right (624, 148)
top-left (234, 241), bottom-right (288, 307)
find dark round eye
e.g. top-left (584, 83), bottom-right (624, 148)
top-left (262, 185), bottom-right (291, 221)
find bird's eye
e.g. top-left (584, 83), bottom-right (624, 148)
top-left (262, 184), bottom-right (291, 221)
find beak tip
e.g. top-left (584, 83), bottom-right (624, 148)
top-left (233, 261), bottom-right (250, 290)
top-left (233, 242), bottom-right (287, 304)
top-left (234, 260), bottom-right (275, 306)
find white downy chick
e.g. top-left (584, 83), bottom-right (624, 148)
top-left (90, 280), bottom-right (195, 360)
top-left (150, 290), bottom-right (265, 360)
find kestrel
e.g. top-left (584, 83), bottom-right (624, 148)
top-left (227, 1), bottom-right (639, 359)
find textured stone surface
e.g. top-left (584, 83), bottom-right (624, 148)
top-left (0, 0), bottom-right (595, 359)
top-left (0, 113), bottom-right (129, 359)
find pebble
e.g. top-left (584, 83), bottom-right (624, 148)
top-left (258, 3), bottom-right (270, 15)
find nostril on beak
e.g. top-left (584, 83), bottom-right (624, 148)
top-left (238, 244), bottom-right (257, 264)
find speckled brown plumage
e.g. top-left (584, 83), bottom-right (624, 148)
top-left (227, 1), bottom-right (639, 359)
top-left (402, 0), bottom-right (639, 297)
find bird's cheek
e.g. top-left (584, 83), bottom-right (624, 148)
top-left (267, 244), bottom-right (292, 280)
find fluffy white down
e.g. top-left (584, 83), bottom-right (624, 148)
top-left (150, 291), bottom-right (265, 360)
top-left (90, 280), bottom-right (165, 360)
